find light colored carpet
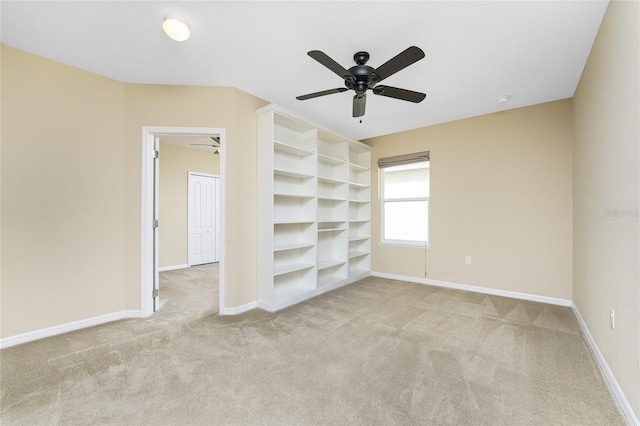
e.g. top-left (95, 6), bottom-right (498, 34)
top-left (1, 264), bottom-right (626, 425)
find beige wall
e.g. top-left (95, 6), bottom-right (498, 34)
top-left (364, 100), bottom-right (574, 300)
top-left (158, 143), bottom-right (219, 268)
top-left (1, 46), bottom-right (128, 337)
top-left (224, 88), bottom-right (265, 306)
top-left (1, 45), bottom-right (267, 338)
top-left (123, 82), bottom-right (267, 311)
top-left (573, 0), bottom-right (639, 417)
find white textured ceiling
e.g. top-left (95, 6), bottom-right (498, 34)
top-left (1, 1), bottom-right (608, 140)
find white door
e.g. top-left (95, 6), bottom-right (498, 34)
top-left (189, 173), bottom-right (220, 265)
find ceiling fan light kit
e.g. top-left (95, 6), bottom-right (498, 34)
top-left (297, 46), bottom-right (426, 118)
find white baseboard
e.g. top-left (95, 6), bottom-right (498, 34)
top-left (0, 310), bottom-right (143, 350)
top-left (158, 264), bottom-right (190, 272)
top-left (371, 271), bottom-right (572, 307)
top-left (220, 301), bottom-right (258, 315)
top-left (572, 303), bottom-right (639, 426)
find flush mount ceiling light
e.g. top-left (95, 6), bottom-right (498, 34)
top-left (162, 17), bottom-right (190, 41)
top-left (497, 95), bottom-right (512, 104)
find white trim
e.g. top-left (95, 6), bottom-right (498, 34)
top-left (0, 310), bottom-right (143, 349)
top-left (141, 126), bottom-right (226, 317)
top-left (220, 301), bottom-right (257, 315)
top-left (141, 129), bottom-right (155, 317)
top-left (158, 264), bottom-right (190, 272)
top-left (371, 271), bottom-right (572, 307)
top-left (572, 303), bottom-right (639, 426)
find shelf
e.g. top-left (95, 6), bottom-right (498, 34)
top-left (274, 168), bottom-right (315, 179)
top-left (349, 181), bottom-right (369, 188)
top-left (318, 220), bottom-right (346, 226)
top-left (318, 259), bottom-right (347, 271)
top-left (318, 275), bottom-right (344, 289)
top-left (274, 242), bottom-right (315, 252)
top-left (349, 236), bottom-right (369, 242)
top-left (318, 227), bottom-right (346, 233)
top-left (274, 262), bottom-right (315, 276)
top-left (274, 283), bottom-right (315, 302)
top-left (318, 196), bottom-right (346, 202)
top-left (349, 199), bottom-right (369, 204)
top-left (349, 162), bottom-right (369, 171)
top-left (318, 218), bottom-right (347, 224)
top-left (318, 153), bottom-right (345, 165)
top-left (274, 193), bottom-right (315, 199)
top-left (274, 140), bottom-right (314, 157)
top-left (348, 268), bottom-right (370, 279)
top-left (319, 176), bottom-right (347, 185)
top-left (274, 219), bottom-right (315, 225)
top-left (349, 219), bottom-right (370, 223)
top-left (349, 251), bottom-right (369, 259)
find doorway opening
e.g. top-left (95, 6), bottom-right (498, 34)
top-left (141, 126), bottom-right (226, 317)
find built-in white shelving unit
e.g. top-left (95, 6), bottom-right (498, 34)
top-left (348, 143), bottom-right (372, 280)
top-left (257, 104), bottom-right (371, 312)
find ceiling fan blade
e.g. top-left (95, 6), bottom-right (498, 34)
top-left (353, 94), bottom-right (366, 118)
top-left (296, 87), bottom-right (348, 100)
top-left (308, 51), bottom-right (355, 83)
top-left (373, 85), bottom-right (426, 103)
top-left (374, 46), bottom-right (425, 82)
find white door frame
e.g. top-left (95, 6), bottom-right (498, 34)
top-left (141, 126), bottom-right (226, 317)
top-left (188, 172), bottom-right (220, 266)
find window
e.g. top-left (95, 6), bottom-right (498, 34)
top-left (379, 152), bottom-right (429, 246)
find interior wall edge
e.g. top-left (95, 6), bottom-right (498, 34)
top-left (572, 303), bottom-right (640, 426)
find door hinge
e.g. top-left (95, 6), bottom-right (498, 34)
top-left (152, 219), bottom-right (159, 229)
top-left (153, 150), bottom-right (159, 159)
top-left (153, 289), bottom-right (159, 298)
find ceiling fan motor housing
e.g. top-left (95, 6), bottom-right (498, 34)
top-left (347, 51), bottom-right (380, 94)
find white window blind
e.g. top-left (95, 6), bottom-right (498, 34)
top-left (377, 151), bottom-right (430, 168)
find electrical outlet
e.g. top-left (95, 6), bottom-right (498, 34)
top-left (465, 256), bottom-right (471, 265)
top-left (610, 308), bottom-right (615, 329)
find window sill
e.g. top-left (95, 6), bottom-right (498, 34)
top-left (377, 240), bottom-right (431, 249)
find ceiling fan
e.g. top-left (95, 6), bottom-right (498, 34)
top-left (190, 136), bottom-right (221, 154)
top-left (296, 46), bottom-right (426, 118)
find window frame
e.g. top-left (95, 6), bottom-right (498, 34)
top-left (379, 161), bottom-right (430, 248)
